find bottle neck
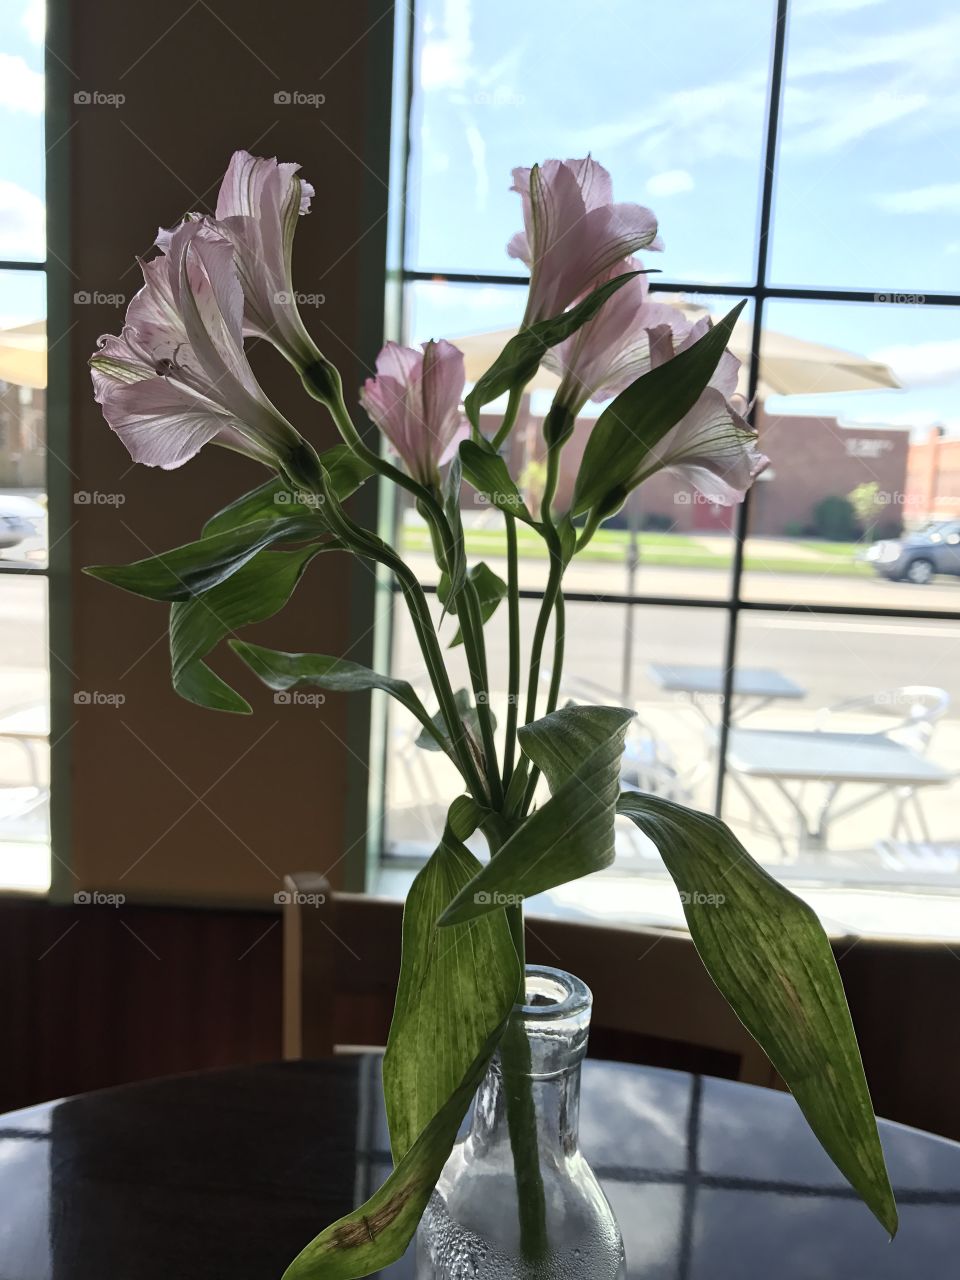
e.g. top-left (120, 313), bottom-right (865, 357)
top-left (469, 965), bottom-right (592, 1161)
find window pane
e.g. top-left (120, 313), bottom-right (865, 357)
top-left (384, 598), bottom-right (725, 932)
top-left (0, 268), bottom-right (47, 567)
top-left (0, 2), bottom-right (45, 262)
top-left (723, 612), bottom-right (960, 940)
top-left (744, 298), bottom-right (960, 609)
top-left (403, 279), bottom-right (750, 602)
top-left (0, 573), bottom-right (49, 891)
top-left (407, 0), bottom-right (774, 282)
top-left (771, 0), bottom-right (960, 292)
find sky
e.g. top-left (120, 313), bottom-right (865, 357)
top-left (1, 0), bottom-right (959, 435)
top-left (405, 0), bottom-right (960, 435)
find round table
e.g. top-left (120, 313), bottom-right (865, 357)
top-left (2, 1058), bottom-right (958, 1278)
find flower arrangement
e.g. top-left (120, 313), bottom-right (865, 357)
top-left (88, 151), bottom-right (896, 1278)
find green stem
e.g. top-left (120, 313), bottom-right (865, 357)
top-left (491, 384), bottom-right (524, 451)
top-left (418, 501), bottom-right (503, 808)
top-left (459, 578), bottom-right (504, 806)
top-left (501, 514), bottom-right (521, 791)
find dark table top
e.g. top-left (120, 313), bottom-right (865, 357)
top-left (2, 1057), bottom-right (959, 1279)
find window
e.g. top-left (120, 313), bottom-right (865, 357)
top-left (379, 0), bottom-right (960, 940)
top-left (0, 0), bottom-right (50, 890)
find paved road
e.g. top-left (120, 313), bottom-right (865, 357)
top-left (5, 566), bottom-right (960, 717)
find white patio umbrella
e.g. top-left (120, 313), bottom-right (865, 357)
top-left (452, 300), bottom-right (900, 399)
top-left (0, 321), bottom-right (46, 390)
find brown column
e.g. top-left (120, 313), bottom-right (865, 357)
top-left (51, 0), bottom-right (393, 904)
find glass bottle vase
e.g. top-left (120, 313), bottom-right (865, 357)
top-left (415, 964), bottom-right (626, 1278)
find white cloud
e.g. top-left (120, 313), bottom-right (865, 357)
top-left (0, 53), bottom-right (44, 115)
top-left (21, 0), bottom-right (44, 43)
top-left (645, 169), bottom-right (694, 198)
top-left (875, 183), bottom-right (960, 215)
top-left (0, 181), bottom-right (45, 259)
top-left (872, 340), bottom-right (960, 388)
top-left (782, 88), bottom-right (928, 155)
top-left (420, 0), bottom-right (473, 90)
top-left (792, 0), bottom-right (885, 11)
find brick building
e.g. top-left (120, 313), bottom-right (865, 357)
top-left (476, 403), bottom-right (911, 537)
top-left (905, 427), bottom-right (960, 524)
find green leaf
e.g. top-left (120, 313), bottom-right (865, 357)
top-left (170, 544), bottom-right (327, 714)
top-left (459, 439), bottom-right (538, 527)
top-left (384, 812), bottom-right (520, 1160)
top-left (616, 791), bottom-right (898, 1237)
top-left (282, 813), bottom-right (519, 1280)
top-left (572, 300), bottom-right (748, 517)
top-left (415, 687), bottom-right (495, 756)
top-left (438, 561), bottom-right (507, 647)
top-left (84, 516), bottom-right (324, 602)
top-left (229, 641), bottom-right (446, 749)
top-left (201, 447), bottom-right (373, 540)
top-left (463, 270), bottom-right (642, 428)
top-left (439, 705), bottom-right (633, 924)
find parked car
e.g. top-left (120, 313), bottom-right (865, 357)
top-left (0, 494), bottom-right (46, 556)
top-left (865, 520), bottom-right (960, 584)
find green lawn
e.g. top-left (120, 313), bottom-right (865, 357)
top-left (399, 526), bottom-right (872, 577)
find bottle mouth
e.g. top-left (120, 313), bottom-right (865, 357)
top-left (518, 965), bottom-right (592, 1022)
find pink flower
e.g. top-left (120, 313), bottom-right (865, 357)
top-left (90, 219), bottom-right (305, 472)
top-left (545, 260), bottom-right (686, 411)
top-left (508, 158), bottom-right (662, 326)
top-left (360, 340), bottom-right (468, 486)
top-left (547, 270), bottom-right (767, 505)
top-left (157, 150), bottom-right (319, 371)
top-left (640, 319), bottom-right (768, 504)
